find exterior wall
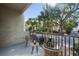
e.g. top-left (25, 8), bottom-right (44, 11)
top-left (0, 6), bottom-right (26, 47)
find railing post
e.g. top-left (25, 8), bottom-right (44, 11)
top-left (53, 35), bottom-right (54, 47)
top-left (64, 35), bottom-right (66, 56)
top-left (61, 35), bottom-right (63, 47)
top-left (58, 35), bottom-right (60, 47)
top-left (55, 34), bottom-right (57, 46)
top-left (69, 36), bottom-right (70, 56)
top-left (57, 35), bottom-right (58, 46)
top-left (51, 33), bottom-right (53, 46)
top-left (73, 36), bottom-right (75, 56)
top-left (61, 35), bottom-right (63, 56)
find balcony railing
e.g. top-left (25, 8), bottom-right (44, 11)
top-left (38, 33), bottom-right (79, 56)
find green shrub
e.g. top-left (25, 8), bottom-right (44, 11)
top-left (75, 40), bottom-right (79, 48)
top-left (74, 40), bottom-right (79, 54)
top-left (46, 42), bottom-right (54, 48)
top-left (65, 27), bottom-right (73, 34)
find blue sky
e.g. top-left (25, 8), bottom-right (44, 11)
top-left (23, 3), bottom-right (43, 21)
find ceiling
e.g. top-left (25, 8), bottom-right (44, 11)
top-left (0, 3), bottom-right (31, 13)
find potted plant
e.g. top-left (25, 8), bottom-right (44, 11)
top-left (45, 37), bottom-right (54, 49)
top-left (43, 36), bottom-right (62, 56)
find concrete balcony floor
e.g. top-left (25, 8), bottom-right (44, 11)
top-left (0, 42), bottom-right (44, 56)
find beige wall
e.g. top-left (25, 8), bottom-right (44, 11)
top-left (0, 6), bottom-right (26, 47)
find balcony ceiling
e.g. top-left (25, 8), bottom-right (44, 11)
top-left (0, 3), bottom-right (31, 13)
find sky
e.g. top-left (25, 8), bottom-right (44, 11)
top-left (23, 3), bottom-right (43, 21)
top-left (23, 3), bottom-right (79, 22)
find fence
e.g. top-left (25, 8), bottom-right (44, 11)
top-left (39, 33), bottom-right (79, 56)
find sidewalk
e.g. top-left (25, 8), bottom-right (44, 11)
top-left (0, 42), bottom-right (44, 56)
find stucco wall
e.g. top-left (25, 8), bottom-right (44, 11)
top-left (0, 6), bottom-right (26, 47)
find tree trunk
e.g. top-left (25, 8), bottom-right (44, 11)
top-left (60, 19), bottom-right (63, 35)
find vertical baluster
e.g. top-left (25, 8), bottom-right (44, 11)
top-left (57, 35), bottom-right (58, 47)
top-left (61, 36), bottom-right (62, 47)
top-left (69, 36), bottom-right (70, 56)
top-left (73, 36), bottom-right (75, 56)
top-left (64, 35), bottom-right (66, 56)
top-left (61, 35), bottom-right (63, 55)
top-left (51, 33), bottom-right (52, 42)
top-left (53, 35), bottom-right (54, 47)
top-left (58, 35), bottom-right (60, 46)
top-left (55, 34), bottom-right (57, 45)
top-left (51, 33), bottom-right (53, 47)
top-left (42, 32), bottom-right (43, 39)
top-left (78, 38), bottom-right (79, 55)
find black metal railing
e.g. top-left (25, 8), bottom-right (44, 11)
top-left (40, 33), bottom-right (79, 56)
